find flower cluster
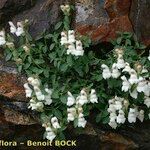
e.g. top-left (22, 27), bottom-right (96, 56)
top-left (42, 117), bottom-right (61, 141)
top-left (0, 21), bottom-right (25, 47)
top-left (108, 96), bottom-right (145, 129)
top-left (108, 96), bottom-right (128, 129)
top-left (9, 21), bottom-right (25, 37)
top-left (60, 30), bottom-right (84, 56)
top-left (24, 77), bottom-right (53, 112)
top-left (101, 48), bottom-right (150, 99)
top-left (67, 89), bottom-right (98, 128)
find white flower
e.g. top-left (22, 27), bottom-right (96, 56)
top-left (111, 63), bottom-right (121, 78)
top-left (44, 88), bottom-right (52, 105)
top-left (77, 113), bottom-right (87, 128)
top-left (137, 77), bottom-right (146, 93)
top-left (130, 89), bottom-right (138, 99)
top-left (144, 96), bottom-right (150, 108)
top-left (90, 89), bottom-right (98, 103)
top-left (116, 110), bottom-right (126, 124)
top-left (67, 108), bottom-right (76, 122)
top-left (109, 112), bottom-right (117, 122)
top-left (16, 22), bottom-right (24, 36)
top-left (108, 121), bottom-right (117, 129)
top-left (141, 67), bottom-right (148, 74)
top-left (137, 110), bottom-right (144, 122)
top-left (23, 45), bottom-right (30, 53)
top-left (67, 43), bottom-right (76, 55)
top-left (68, 30), bottom-right (75, 43)
top-left (36, 102), bottom-right (44, 111)
top-left (27, 77), bottom-right (34, 84)
top-left (67, 91), bottom-right (75, 106)
top-left (24, 83), bottom-right (32, 97)
top-left (60, 5), bottom-right (70, 13)
top-left (0, 31), bottom-right (6, 46)
top-left (121, 76), bottom-right (131, 92)
top-left (8, 21), bottom-right (17, 34)
top-left (116, 57), bottom-right (125, 69)
top-left (73, 40), bottom-right (84, 56)
top-left (46, 127), bottom-right (56, 141)
top-left (122, 62), bottom-right (131, 73)
top-left (101, 64), bottom-right (111, 79)
top-left (31, 78), bottom-right (40, 87)
top-left (128, 108), bottom-right (137, 123)
top-left (61, 31), bottom-right (68, 45)
top-left (51, 117), bottom-right (61, 129)
top-left (114, 101), bottom-right (122, 110)
top-left (143, 83), bottom-right (150, 96)
top-left (35, 91), bottom-right (45, 101)
top-left (78, 89), bottom-right (88, 105)
top-left (107, 104), bottom-right (116, 113)
top-left (129, 69), bottom-right (138, 84)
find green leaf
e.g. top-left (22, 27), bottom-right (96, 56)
top-left (67, 55), bottom-right (73, 66)
top-left (34, 59), bottom-right (45, 65)
top-left (53, 109), bottom-right (62, 120)
top-left (55, 21), bottom-right (63, 30)
top-left (5, 53), bottom-right (12, 61)
top-left (50, 43), bottom-right (55, 50)
top-left (60, 64), bottom-right (68, 72)
top-left (116, 37), bottom-right (122, 44)
top-left (44, 69), bottom-right (49, 78)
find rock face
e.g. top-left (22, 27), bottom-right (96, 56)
top-left (0, 0), bottom-right (150, 45)
top-left (75, 0), bottom-right (133, 43)
top-left (129, 0), bottom-right (150, 46)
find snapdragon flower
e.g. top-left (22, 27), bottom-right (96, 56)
top-left (128, 69), bottom-right (138, 84)
top-left (137, 110), bottom-right (144, 122)
top-left (78, 89), bottom-right (88, 105)
top-left (74, 40), bottom-right (84, 56)
top-left (61, 32), bottom-right (68, 45)
top-left (8, 21), bottom-right (17, 34)
top-left (116, 110), bottom-right (126, 124)
top-left (24, 83), bottom-right (32, 98)
top-left (130, 89), bottom-right (138, 99)
top-left (60, 4), bottom-right (70, 14)
top-left (90, 89), bottom-right (98, 103)
top-left (51, 117), bottom-right (61, 129)
top-left (101, 64), bottom-right (111, 79)
top-left (67, 91), bottom-right (75, 106)
top-left (144, 96), bottom-right (150, 108)
top-left (121, 76), bottom-right (131, 92)
top-left (128, 108), bottom-right (137, 123)
top-left (9, 21), bottom-right (24, 36)
top-left (44, 88), bottom-right (52, 105)
top-left (77, 113), bottom-right (87, 128)
top-left (111, 63), bottom-right (121, 78)
top-left (67, 107), bottom-right (76, 122)
top-left (28, 99), bottom-right (44, 112)
top-left (137, 77), bottom-right (146, 93)
top-left (46, 127), bottom-right (56, 141)
top-left (122, 62), bottom-right (131, 73)
top-left (116, 57), bottom-right (125, 69)
top-left (68, 30), bottom-right (75, 43)
top-left (0, 31), bottom-right (6, 46)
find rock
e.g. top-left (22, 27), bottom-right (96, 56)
top-left (0, 59), bottom-right (26, 102)
top-left (11, 0), bottom-right (73, 39)
top-left (129, 0), bottom-right (150, 45)
top-left (0, 0), bottom-right (34, 27)
top-left (75, 0), bottom-right (133, 44)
